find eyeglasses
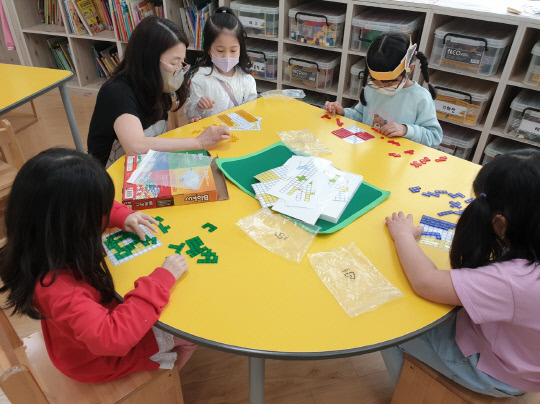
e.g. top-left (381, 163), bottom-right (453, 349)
top-left (160, 60), bottom-right (190, 76)
top-left (367, 75), bottom-right (405, 92)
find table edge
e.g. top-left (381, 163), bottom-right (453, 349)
top-left (153, 307), bottom-right (458, 359)
top-left (0, 72), bottom-right (73, 115)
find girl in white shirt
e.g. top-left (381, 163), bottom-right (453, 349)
top-left (184, 7), bottom-right (257, 120)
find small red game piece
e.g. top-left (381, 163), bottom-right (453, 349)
top-left (321, 114), bottom-right (331, 119)
top-left (435, 156), bottom-right (448, 162)
top-left (410, 161), bottom-right (422, 168)
top-left (388, 153), bottom-right (401, 157)
top-left (336, 118), bottom-right (344, 127)
top-left (422, 157), bottom-right (431, 162)
top-left (371, 127), bottom-right (381, 133)
top-left (404, 150), bottom-right (414, 155)
top-left (380, 136), bottom-right (385, 139)
top-left (388, 140), bottom-right (401, 146)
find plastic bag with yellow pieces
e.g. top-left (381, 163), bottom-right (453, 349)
top-left (236, 208), bottom-right (320, 263)
top-left (308, 242), bottom-right (403, 318)
top-left (277, 129), bottom-right (332, 156)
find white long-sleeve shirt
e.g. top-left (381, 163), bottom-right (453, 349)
top-left (344, 83), bottom-right (442, 148)
top-left (184, 66), bottom-right (257, 120)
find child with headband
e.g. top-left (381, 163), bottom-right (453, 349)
top-left (325, 33), bottom-right (442, 147)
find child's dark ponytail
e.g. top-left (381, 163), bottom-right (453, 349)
top-left (450, 149), bottom-right (540, 269)
top-left (359, 63), bottom-right (369, 106)
top-left (450, 196), bottom-right (503, 269)
top-left (416, 51), bottom-right (436, 100)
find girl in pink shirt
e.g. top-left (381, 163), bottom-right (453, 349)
top-left (382, 149), bottom-right (540, 397)
top-left (0, 148), bottom-right (196, 383)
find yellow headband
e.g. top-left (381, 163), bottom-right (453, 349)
top-left (368, 43), bottom-right (417, 81)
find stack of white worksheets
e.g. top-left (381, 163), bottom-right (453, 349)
top-left (251, 156), bottom-right (363, 225)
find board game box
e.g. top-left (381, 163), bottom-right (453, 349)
top-left (122, 151), bottom-right (229, 210)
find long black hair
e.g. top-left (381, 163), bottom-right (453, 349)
top-left (112, 16), bottom-right (190, 123)
top-left (0, 148), bottom-right (116, 319)
top-left (360, 33), bottom-right (436, 106)
top-left (197, 7), bottom-right (252, 74)
top-left (450, 149), bottom-right (540, 269)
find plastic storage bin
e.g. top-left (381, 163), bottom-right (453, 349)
top-left (283, 48), bottom-right (340, 90)
top-left (437, 122), bottom-right (479, 160)
top-left (482, 138), bottom-right (530, 165)
top-left (246, 39), bottom-right (278, 80)
top-left (288, 2), bottom-right (346, 48)
top-left (349, 59), bottom-right (366, 97)
top-left (350, 10), bottom-right (423, 53)
top-left (429, 71), bottom-right (494, 126)
top-left (431, 19), bottom-right (513, 76)
top-left (504, 89), bottom-right (540, 142)
top-left (524, 41), bottom-right (540, 87)
top-left (231, 0), bottom-right (279, 37)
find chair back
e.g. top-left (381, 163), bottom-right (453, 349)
top-left (0, 119), bottom-right (25, 170)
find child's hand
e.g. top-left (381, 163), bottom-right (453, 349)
top-left (385, 212), bottom-right (423, 241)
top-left (380, 122), bottom-right (407, 138)
top-left (124, 212), bottom-right (159, 241)
top-left (189, 116), bottom-right (202, 123)
top-left (162, 254), bottom-right (188, 281)
top-left (324, 101), bottom-right (344, 117)
top-left (197, 96), bottom-right (215, 110)
top-left (197, 125), bottom-right (230, 149)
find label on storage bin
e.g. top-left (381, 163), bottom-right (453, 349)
top-left (292, 68), bottom-right (316, 82)
top-left (519, 119), bottom-right (540, 135)
top-left (252, 62), bottom-right (266, 73)
top-left (444, 46), bottom-right (483, 65)
top-left (435, 100), bottom-right (468, 117)
top-left (239, 16), bottom-right (265, 30)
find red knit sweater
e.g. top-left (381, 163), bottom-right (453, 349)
top-left (33, 202), bottom-right (175, 383)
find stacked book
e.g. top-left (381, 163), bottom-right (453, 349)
top-left (36, 0), bottom-right (63, 25)
top-left (63, 0), bottom-right (112, 35)
top-left (47, 37), bottom-right (75, 73)
top-left (109, 0), bottom-right (160, 41)
top-left (92, 43), bottom-right (120, 77)
top-left (179, 0), bottom-right (217, 49)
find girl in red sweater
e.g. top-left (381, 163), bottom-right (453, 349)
top-left (0, 148), bottom-right (196, 383)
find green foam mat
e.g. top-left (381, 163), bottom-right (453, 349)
top-left (216, 142), bottom-right (390, 233)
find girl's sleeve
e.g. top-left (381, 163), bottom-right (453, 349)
top-left (184, 75), bottom-right (212, 120)
top-left (40, 268), bottom-right (176, 356)
top-left (108, 200), bottom-right (132, 229)
top-left (403, 95), bottom-right (443, 147)
top-left (344, 103), bottom-right (364, 122)
top-left (244, 74), bottom-right (257, 103)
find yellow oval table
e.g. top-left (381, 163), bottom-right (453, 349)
top-left (107, 98), bottom-right (480, 404)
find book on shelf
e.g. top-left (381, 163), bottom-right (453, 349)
top-left (110, 0), bottom-right (159, 42)
top-left (74, 0), bottom-right (106, 34)
top-left (36, 0), bottom-right (64, 25)
top-left (181, 0), bottom-right (217, 50)
top-left (46, 37), bottom-right (75, 74)
top-left (64, 0), bottom-right (89, 35)
top-left (92, 43), bottom-right (120, 78)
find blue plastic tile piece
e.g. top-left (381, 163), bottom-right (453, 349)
top-left (449, 201), bottom-right (462, 208)
top-left (422, 231), bottom-right (442, 240)
top-left (438, 211), bottom-right (453, 216)
top-left (422, 192), bottom-right (431, 197)
top-left (420, 215), bottom-right (456, 230)
top-left (409, 186), bottom-right (421, 193)
top-left (455, 192), bottom-right (465, 198)
top-left (435, 190), bottom-right (448, 194)
top-left (465, 198), bottom-right (474, 203)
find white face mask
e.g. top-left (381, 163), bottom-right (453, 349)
top-left (160, 66), bottom-right (186, 93)
top-left (211, 53), bottom-right (239, 73)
